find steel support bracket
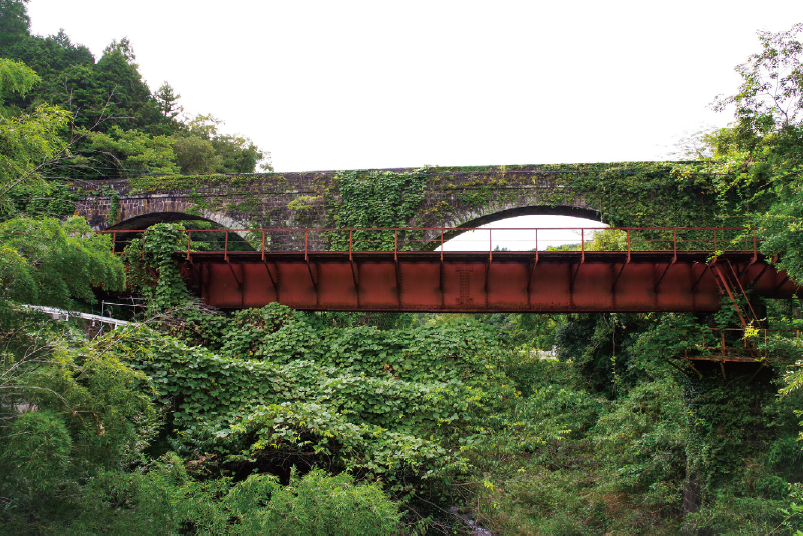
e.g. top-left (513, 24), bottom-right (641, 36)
top-left (654, 258), bottom-right (676, 293)
top-left (713, 264), bottom-right (748, 328)
top-left (749, 262), bottom-right (772, 288)
top-left (225, 260), bottom-right (243, 289)
top-left (263, 261), bottom-right (277, 289)
top-left (484, 259), bottom-right (491, 294)
top-left (526, 256), bottom-right (538, 295)
top-left (569, 262), bottom-right (582, 292)
top-left (306, 260), bottom-right (318, 293)
top-left (611, 255), bottom-right (630, 292)
top-left (349, 258), bottom-right (359, 291)
top-left (774, 274), bottom-right (790, 293)
top-left (395, 259), bottom-right (401, 307)
top-left (439, 255), bottom-right (445, 306)
top-left (692, 257), bottom-right (716, 292)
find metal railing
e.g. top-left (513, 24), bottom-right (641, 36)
top-left (99, 226), bottom-right (760, 259)
top-left (675, 328), bottom-right (802, 361)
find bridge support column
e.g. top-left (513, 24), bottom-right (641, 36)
top-left (681, 366), bottom-right (775, 533)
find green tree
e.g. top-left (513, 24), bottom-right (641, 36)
top-left (172, 134), bottom-right (220, 173)
top-left (0, 57), bottom-right (39, 108)
top-left (0, 216), bottom-right (124, 307)
top-left (80, 125), bottom-right (179, 177)
top-left (0, 326), bottom-right (157, 533)
top-left (91, 38), bottom-right (164, 132)
top-left (713, 23), bottom-right (803, 139)
top-left (0, 0), bottom-right (30, 49)
top-left (248, 469), bottom-right (401, 534)
top-left (707, 23), bottom-right (803, 284)
top-left (0, 58), bottom-right (72, 216)
top-left (152, 81), bottom-right (183, 135)
top-left (173, 113), bottom-right (270, 174)
top-left (2, 29), bottom-right (95, 109)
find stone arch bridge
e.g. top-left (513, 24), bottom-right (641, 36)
top-left (73, 163), bottom-right (707, 250)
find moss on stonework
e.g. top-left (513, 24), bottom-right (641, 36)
top-left (81, 161), bottom-right (742, 231)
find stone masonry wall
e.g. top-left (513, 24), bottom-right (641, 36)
top-left (74, 166), bottom-right (603, 251)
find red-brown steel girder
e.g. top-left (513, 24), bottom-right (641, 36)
top-left (182, 251), bottom-right (799, 312)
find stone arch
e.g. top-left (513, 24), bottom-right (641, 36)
top-left (417, 203), bottom-right (605, 250)
top-left (106, 210), bottom-right (255, 253)
top-left (80, 192), bottom-right (253, 233)
top-left (107, 210), bottom-right (250, 233)
top-left (443, 205), bottom-right (603, 230)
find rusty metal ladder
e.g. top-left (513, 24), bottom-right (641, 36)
top-left (711, 260), bottom-right (764, 362)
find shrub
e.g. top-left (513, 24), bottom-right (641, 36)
top-left (243, 469), bottom-right (401, 535)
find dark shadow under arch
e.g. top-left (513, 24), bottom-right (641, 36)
top-left (107, 212), bottom-right (213, 231)
top-left (108, 212), bottom-right (256, 253)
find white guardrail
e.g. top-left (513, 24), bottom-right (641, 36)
top-left (21, 305), bottom-right (131, 327)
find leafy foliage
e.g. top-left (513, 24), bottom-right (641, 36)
top-left (80, 125), bottom-right (180, 176)
top-left (122, 222), bottom-right (191, 312)
top-left (173, 113), bottom-right (270, 174)
top-left (247, 469), bottom-right (401, 535)
top-left (0, 57), bottom-right (39, 106)
top-left (104, 309), bottom-right (513, 495)
top-left (0, 320), bottom-right (157, 532)
top-left (332, 168), bottom-right (427, 250)
top-left (0, 216), bottom-right (124, 307)
top-left (66, 460), bottom-right (398, 535)
top-left (1, 11), bottom-right (269, 185)
top-left (713, 23), bottom-right (803, 135)
top-left (0, 57), bottom-right (72, 215)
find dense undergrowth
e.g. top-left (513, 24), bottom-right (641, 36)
top-left (2, 294), bottom-right (803, 534)
top-left (1, 221), bottom-right (802, 534)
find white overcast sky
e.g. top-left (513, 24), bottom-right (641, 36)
top-left (27, 0), bottom-right (803, 174)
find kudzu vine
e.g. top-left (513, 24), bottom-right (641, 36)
top-left (123, 222), bottom-right (191, 312)
top-left (330, 168), bottom-right (428, 250)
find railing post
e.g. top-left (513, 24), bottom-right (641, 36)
top-left (440, 230), bottom-right (444, 262)
top-left (581, 229), bottom-right (585, 262)
top-left (489, 228), bottom-right (493, 261)
top-left (627, 229), bottom-right (631, 261)
top-left (349, 230), bottom-right (352, 260)
top-left (112, 231), bottom-right (117, 253)
top-left (535, 229), bottom-right (538, 252)
top-left (305, 230), bottom-right (309, 261)
top-left (753, 230), bottom-right (758, 260)
top-left (394, 230), bottom-right (398, 261)
top-left (713, 229), bottom-right (717, 252)
top-left (673, 229), bottom-right (677, 257)
top-left (261, 230), bottom-right (265, 261)
top-left (224, 231), bottom-right (229, 261)
top-left (186, 230), bottom-right (191, 260)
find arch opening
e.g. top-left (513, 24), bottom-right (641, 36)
top-left (450, 205), bottom-right (604, 230)
top-left (438, 212), bottom-right (608, 252)
top-left (421, 205), bottom-right (605, 251)
top-left (108, 211), bottom-right (251, 232)
top-left (108, 212), bottom-right (256, 253)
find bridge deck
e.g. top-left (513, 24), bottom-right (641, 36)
top-left (181, 250), bottom-right (797, 312)
top-left (99, 226), bottom-right (798, 312)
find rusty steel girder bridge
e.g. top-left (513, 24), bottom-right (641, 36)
top-left (107, 226), bottom-right (800, 313)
